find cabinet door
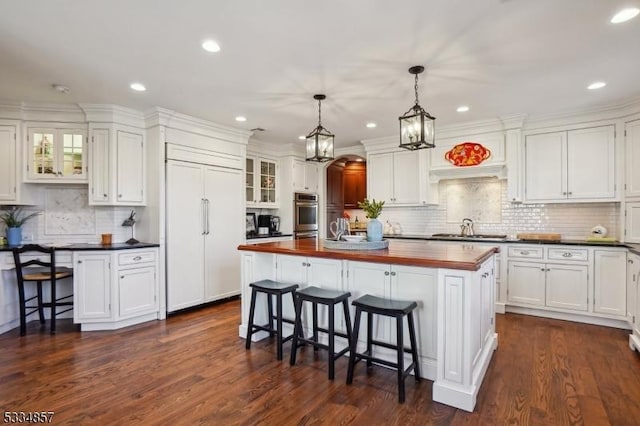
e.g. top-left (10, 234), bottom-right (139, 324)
top-left (567, 126), bottom-right (615, 199)
top-left (626, 202), bottom-right (640, 243)
top-left (166, 161), bottom-right (205, 312)
top-left (276, 254), bottom-right (308, 320)
top-left (307, 258), bottom-right (345, 334)
top-left (305, 162), bottom-right (318, 192)
top-left (367, 153), bottom-right (393, 203)
top-left (390, 265), bottom-right (437, 361)
top-left (0, 126), bottom-right (16, 201)
top-left (118, 266), bottom-right (157, 318)
top-left (326, 163), bottom-right (343, 209)
top-left (28, 129), bottom-right (56, 179)
top-left (392, 151), bottom-right (420, 204)
top-left (594, 250), bottom-right (627, 316)
top-left (627, 254), bottom-right (639, 326)
top-left (74, 254), bottom-right (111, 321)
top-left (89, 128), bottom-right (110, 204)
top-left (293, 160), bottom-right (317, 192)
top-left (258, 159), bottom-right (277, 205)
top-left (347, 261), bottom-right (391, 345)
top-left (60, 130), bottom-right (87, 180)
top-left (343, 163), bottom-right (366, 209)
top-left (507, 261), bottom-right (546, 306)
top-left (545, 264), bottom-right (588, 311)
top-left (245, 157), bottom-right (256, 204)
top-left (116, 130), bottom-right (144, 204)
top-left (524, 132), bottom-right (566, 201)
top-left (204, 166), bottom-right (243, 302)
top-left (626, 119), bottom-right (640, 198)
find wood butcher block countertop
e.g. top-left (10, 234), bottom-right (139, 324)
top-left (238, 239), bottom-right (499, 271)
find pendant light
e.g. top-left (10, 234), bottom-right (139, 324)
top-left (399, 66), bottom-right (436, 150)
top-left (305, 94), bottom-right (334, 162)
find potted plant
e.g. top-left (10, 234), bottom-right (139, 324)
top-left (0, 206), bottom-right (40, 246)
top-left (357, 198), bottom-right (385, 242)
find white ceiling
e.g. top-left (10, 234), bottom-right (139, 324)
top-left (1, 0), bottom-right (639, 148)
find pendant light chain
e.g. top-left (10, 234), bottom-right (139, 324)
top-left (317, 98), bottom-right (322, 126)
top-left (414, 73), bottom-right (420, 106)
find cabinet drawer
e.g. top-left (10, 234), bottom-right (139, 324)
top-left (508, 246), bottom-right (543, 259)
top-left (547, 248), bottom-right (588, 262)
top-left (118, 250), bottom-right (156, 266)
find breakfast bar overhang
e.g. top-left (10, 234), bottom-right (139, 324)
top-left (237, 239), bottom-right (499, 412)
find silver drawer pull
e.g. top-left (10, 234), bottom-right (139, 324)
top-left (133, 256), bottom-right (142, 261)
top-left (562, 252), bottom-right (573, 258)
top-left (520, 250), bottom-right (530, 255)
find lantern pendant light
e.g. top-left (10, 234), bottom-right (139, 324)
top-left (305, 94), bottom-right (335, 162)
top-left (399, 65), bottom-right (436, 150)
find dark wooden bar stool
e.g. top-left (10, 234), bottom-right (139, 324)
top-left (346, 294), bottom-right (421, 403)
top-left (12, 244), bottom-right (74, 336)
top-left (245, 279), bottom-right (299, 360)
top-left (290, 286), bottom-right (352, 380)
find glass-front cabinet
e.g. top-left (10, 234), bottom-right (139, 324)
top-left (27, 127), bottom-right (88, 182)
top-left (246, 155), bottom-right (278, 208)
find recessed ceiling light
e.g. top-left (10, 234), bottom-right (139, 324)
top-left (130, 82), bottom-right (146, 92)
top-left (202, 39), bottom-right (221, 53)
top-left (235, 116), bottom-right (247, 122)
top-left (587, 81), bottom-right (606, 90)
top-left (51, 84), bottom-right (70, 94)
top-left (456, 105), bottom-right (470, 112)
top-left (366, 122), bottom-right (377, 128)
top-left (298, 135), bottom-right (306, 140)
top-left (611, 7), bottom-right (640, 23)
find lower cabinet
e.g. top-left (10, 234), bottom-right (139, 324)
top-left (593, 249), bottom-right (627, 317)
top-left (73, 248), bottom-right (159, 330)
top-left (628, 252), bottom-right (640, 351)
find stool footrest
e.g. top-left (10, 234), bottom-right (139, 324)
top-left (367, 338), bottom-right (415, 354)
top-left (353, 351), bottom-right (416, 376)
top-left (315, 326), bottom-right (350, 340)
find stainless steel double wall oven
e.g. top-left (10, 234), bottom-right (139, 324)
top-left (294, 192), bottom-right (318, 239)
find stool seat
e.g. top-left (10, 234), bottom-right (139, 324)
top-left (246, 279), bottom-right (299, 360)
top-left (347, 294), bottom-right (421, 403)
top-left (290, 286), bottom-right (353, 380)
top-left (249, 279), bottom-right (299, 293)
top-left (352, 294), bottom-right (417, 315)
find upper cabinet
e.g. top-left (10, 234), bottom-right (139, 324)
top-left (89, 125), bottom-right (146, 206)
top-left (343, 161), bottom-right (366, 209)
top-left (626, 119), bottom-right (640, 198)
top-left (0, 125), bottom-right (17, 202)
top-left (26, 126), bottom-right (88, 182)
top-left (246, 156), bottom-right (278, 208)
top-left (524, 125), bottom-right (615, 202)
top-left (368, 149), bottom-right (436, 206)
top-left (293, 160), bottom-right (318, 193)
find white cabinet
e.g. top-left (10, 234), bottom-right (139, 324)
top-left (625, 202), bottom-right (640, 243)
top-left (627, 253), bottom-right (639, 327)
top-left (73, 248), bottom-right (159, 330)
top-left (507, 246), bottom-right (588, 312)
top-left (368, 149), bottom-right (435, 206)
top-left (0, 125), bottom-right (17, 202)
top-left (26, 126), bottom-right (88, 182)
top-left (73, 253), bottom-right (112, 321)
top-left (593, 249), bottom-right (627, 317)
top-left (166, 159), bottom-right (243, 312)
top-left (293, 160), bottom-right (318, 193)
top-left (524, 126), bottom-right (615, 202)
top-left (246, 156), bottom-right (278, 207)
top-left (625, 119), bottom-right (640, 198)
top-left (89, 126), bottom-right (145, 206)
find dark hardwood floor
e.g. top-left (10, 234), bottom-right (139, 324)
top-left (1, 300), bottom-right (639, 425)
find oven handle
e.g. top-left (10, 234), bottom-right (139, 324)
top-left (295, 202), bottom-right (318, 207)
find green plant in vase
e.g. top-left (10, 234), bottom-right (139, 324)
top-left (0, 206), bottom-right (40, 246)
top-left (357, 198), bottom-right (385, 242)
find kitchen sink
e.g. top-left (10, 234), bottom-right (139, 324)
top-left (431, 233), bottom-right (508, 242)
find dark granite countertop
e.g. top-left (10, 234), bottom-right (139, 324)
top-left (385, 234), bottom-right (631, 248)
top-left (0, 242), bottom-right (159, 252)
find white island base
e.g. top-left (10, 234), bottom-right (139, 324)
top-left (237, 240), bottom-right (499, 412)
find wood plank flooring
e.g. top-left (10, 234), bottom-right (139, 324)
top-left (1, 299), bottom-right (639, 425)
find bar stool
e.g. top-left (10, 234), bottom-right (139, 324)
top-left (245, 279), bottom-right (299, 360)
top-left (289, 286), bottom-right (352, 380)
top-left (346, 294), bottom-right (421, 403)
top-left (12, 244), bottom-right (74, 336)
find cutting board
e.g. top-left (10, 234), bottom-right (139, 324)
top-left (517, 233), bottom-right (562, 241)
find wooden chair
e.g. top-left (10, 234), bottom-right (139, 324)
top-left (12, 244), bottom-right (74, 335)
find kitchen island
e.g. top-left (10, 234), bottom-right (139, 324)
top-left (237, 239), bottom-right (499, 411)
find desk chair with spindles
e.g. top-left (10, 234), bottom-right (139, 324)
top-left (12, 244), bottom-right (74, 335)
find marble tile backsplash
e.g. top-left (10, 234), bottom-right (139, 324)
top-left (347, 178), bottom-right (620, 240)
top-left (1, 187), bottom-right (136, 244)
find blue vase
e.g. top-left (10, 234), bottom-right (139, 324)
top-left (7, 227), bottom-right (22, 246)
top-left (367, 218), bottom-right (383, 242)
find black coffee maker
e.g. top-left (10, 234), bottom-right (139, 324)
top-left (257, 215), bottom-right (280, 235)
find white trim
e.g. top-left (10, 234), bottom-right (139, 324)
top-left (506, 305), bottom-right (631, 329)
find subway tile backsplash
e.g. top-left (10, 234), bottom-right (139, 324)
top-left (348, 178), bottom-right (619, 240)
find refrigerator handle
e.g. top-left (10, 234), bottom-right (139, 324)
top-left (205, 199), bottom-right (210, 235)
top-left (201, 198), bottom-right (206, 235)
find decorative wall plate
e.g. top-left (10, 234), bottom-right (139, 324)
top-left (445, 142), bottom-right (491, 167)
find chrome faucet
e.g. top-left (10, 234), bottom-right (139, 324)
top-left (460, 218), bottom-right (475, 236)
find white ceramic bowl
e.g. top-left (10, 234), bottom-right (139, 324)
top-left (341, 235), bottom-right (366, 242)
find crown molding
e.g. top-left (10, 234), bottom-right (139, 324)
top-left (0, 101), bottom-right (86, 122)
top-left (79, 104), bottom-right (145, 128)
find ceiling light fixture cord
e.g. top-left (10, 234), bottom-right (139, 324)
top-left (414, 73), bottom-right (420, 106)
top-left (318, 98), bottom-right (322, 127)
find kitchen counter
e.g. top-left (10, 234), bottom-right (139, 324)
top-left (0, 242), bottom-right (160, 252)
top-left (245, 233), bottom-right (293, 241)
top-left (238, 238), bottom-right (498, 411)
top-left (385, 234), bottom-right (631, 248)
top-left (238, 238), bottom-right (498, 271)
